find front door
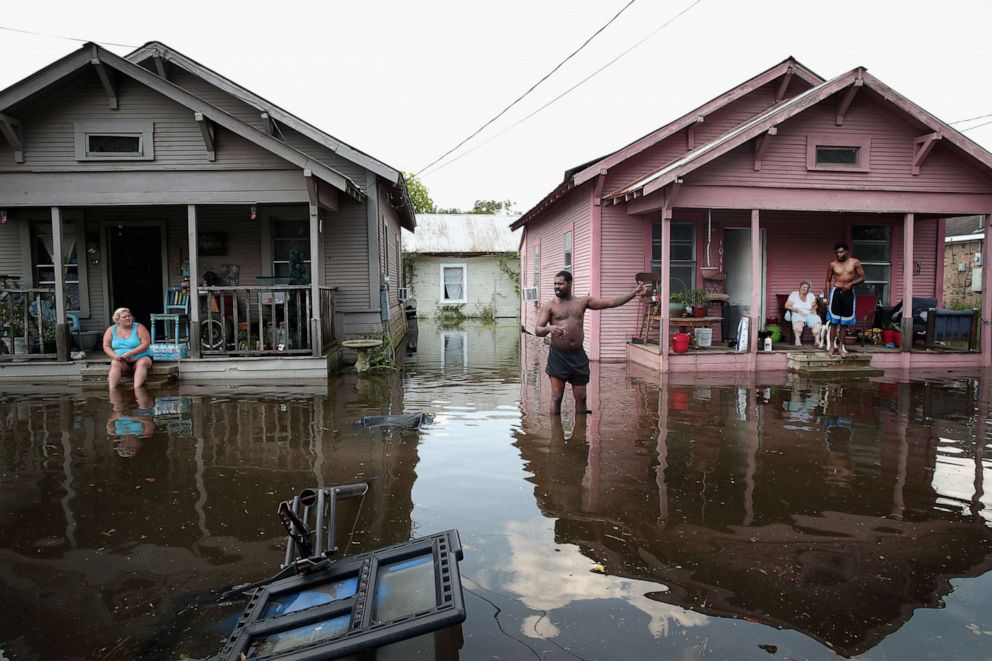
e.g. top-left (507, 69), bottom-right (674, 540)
top-left (724, 228), bottom-right (767, 337)
top-left (108, 226), bottom-right (163, 328)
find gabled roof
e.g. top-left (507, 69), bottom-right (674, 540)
top-left (606, 68), bottom-right (992, 203)
top-left (403, 214), bottom-right (520, 253)
top-left (126, 42), bottom-right (403, 185)
top-left (512, 57), bottom-right (822, 230)
top-left (0, 42), bottom-right (364, 201)
top-left (126, 42), bottom-right (416, 230)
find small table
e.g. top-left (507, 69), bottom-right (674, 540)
top-left (341, 339), bottom-right (382, 373)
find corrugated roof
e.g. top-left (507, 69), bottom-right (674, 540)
top-left (403, 214), bottom-right (520, 253)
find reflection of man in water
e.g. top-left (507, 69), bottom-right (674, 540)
top-left (536, 271), bottom-right (646, 415)
top-left (107, 387), bottom-right (154, 457)
top-left (823, 242), bottom-right (865, 357)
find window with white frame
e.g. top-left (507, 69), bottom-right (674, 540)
top-left (74, 120), bottom-right (154, 161)
top-left (563, 231), bottom-right (572, 273)
top-left (651, 221), bottom-right (695, 294)
top-left (851, 224), bottom-right (891, 303)
top-left (272, 219), bottom-right (311, 283)
top-left (440, 264), bottom-right (467, 303)
top-left (532, 244), bottom-right (540, 293)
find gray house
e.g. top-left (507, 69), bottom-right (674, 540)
top-left (402, 214), bottom-right (520, 320)
top-left (0, 41), bottom-right (413, 381)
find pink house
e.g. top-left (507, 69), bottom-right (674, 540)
top-left (513, 58), bottom-right (992, 372)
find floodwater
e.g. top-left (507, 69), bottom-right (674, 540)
top-left (2, 321), bottom-right (992, 660)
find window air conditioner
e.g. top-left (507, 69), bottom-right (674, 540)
top-left (398, 287), bottom-right (410, 301)
top-left (523, 287), bottom-right (539, 302)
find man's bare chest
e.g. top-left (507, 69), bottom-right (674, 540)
top-left (550, 303), bottom-right (584, 321)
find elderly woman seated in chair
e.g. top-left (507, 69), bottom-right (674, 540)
top-left (785, 281), bottom-right (826, 348)
top-left (103, 307), bottom-right (153, 390)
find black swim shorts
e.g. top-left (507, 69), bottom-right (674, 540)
top-left (546, 345), bottom-right (590, 385)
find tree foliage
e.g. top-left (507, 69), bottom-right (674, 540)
top-left (403, 172), bottom-right (436, 214)
top-left (469, 199), bottom-right (516, 215)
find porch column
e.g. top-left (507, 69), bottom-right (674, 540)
top-left (187, 204), bottom-right (201, 359)
top-left (982, 214), bottom-right (992, 367)
top-left (51, 206), bottom-right (68, 362)
top-left (660, 209), bottom-right (672, 367)
top-left (309, 203), bottom-right (322, 357)
top-left (750, 209), bottom-right (760, 364)
top-left (901, 213), bottom-right (914, 363)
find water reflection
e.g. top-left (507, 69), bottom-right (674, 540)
top-left (1, 323), bottom-right (992, 659)
top-left (517, 336), bottom-right (992, 656)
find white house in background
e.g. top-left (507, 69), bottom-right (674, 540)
top-left (402, 214), bottom-right (520, 319)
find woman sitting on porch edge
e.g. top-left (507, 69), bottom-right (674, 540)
top-left (103, 307), bottom-right (153, 390)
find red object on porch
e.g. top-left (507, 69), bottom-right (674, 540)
top-left (691, 306), bottom-right (707, 318)
top-left (671, 333), bottom-right (691, 353)
top-left (882, 329), bottom-right (896, 345)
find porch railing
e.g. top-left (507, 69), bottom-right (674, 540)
top-left (198, 285), bottom-right (319, 357)
top-left (0, 287), bottom-right (58, 361)
top-left (319, 286), bottom-right (337, 351)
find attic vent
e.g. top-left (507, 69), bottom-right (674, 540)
top-left (815, 146), bottom-right (859, 165)
top-left (75, 120), bottom-right (154, 161)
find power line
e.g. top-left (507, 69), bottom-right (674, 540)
top-left (413, 0), bottom-right (638, 177)
top-left (950, 112), bottom-right (992, 125)
top-left (421, 0), bottom-right (703, 177)
top-left (0, 25), bottom-right (138, 49)
top-left (962, 118), bottom-right (992, 132)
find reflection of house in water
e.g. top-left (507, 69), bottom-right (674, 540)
top-left (0, 379), bottom-right (423, 659)
top-left (410, 321), bottom-right (520, 377)
top-left (515, 346), bottom-right (992, 656)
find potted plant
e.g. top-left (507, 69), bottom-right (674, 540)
top-left (669, 291), bottom-right (687, 317)
top-left (688, 289), bottom-right (709, 317)
top-left (764, 315), bottom-right (782, 343)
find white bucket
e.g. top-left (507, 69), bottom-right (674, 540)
top-left (693, 327), bottom-right (713, 348)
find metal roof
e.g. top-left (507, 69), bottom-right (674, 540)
top-left (403, 214), bottom-right (520, 253)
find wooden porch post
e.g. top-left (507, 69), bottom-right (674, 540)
top-left (901, 213), bottom-right (914, 364)
top-left (309, 203), bottom-right (322, 357)
top-left (660, 208), bottom-right (672, 369)
top-left (187, 204), bottom-right (201, 359)
top-left (750, 209), bottom-right (760, 366)
top-left (982, 214), bottom-right (992, 367)
top-left (51, 207), bottom-right (68, 361)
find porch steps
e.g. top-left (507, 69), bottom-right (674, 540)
top-left (80, 361), bottom-right (179, 389)
top-left (787, 351), bottom-right (883, 379)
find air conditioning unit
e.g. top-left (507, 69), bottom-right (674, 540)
top-left (398, 287), bottom-right (410, 301)
top-left (523, 287), bottom-right (539, 302)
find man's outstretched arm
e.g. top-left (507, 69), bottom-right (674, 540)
top-left (587, 282), bottom-right (648, 310)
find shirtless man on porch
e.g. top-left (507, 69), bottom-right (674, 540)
top-left (536, 271), bottom-right (647, 415)
top-left (823, 241), bottom-right (865, 357)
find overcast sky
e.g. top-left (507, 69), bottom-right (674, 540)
top-left (3, 0), bottom-right (991, 213)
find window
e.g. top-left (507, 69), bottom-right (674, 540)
top-left (440, 264), bottom-right (466, 303)
top-left (272, 220), bottom-right (311, 283)
top-left (562, 231), bottom-right (572, 273)
top-left (806, 134), bottom-right (870, 172)
top-left (33, 222), bottom-right (88, 316)
top-left (74, 120), bottom-right (154, 161)
top-left (851, 224), bottom-right (890, 303)
top-left (532, 244), bottom-right (540, 293)
top-left (652, 221), bottom-right (696, 294)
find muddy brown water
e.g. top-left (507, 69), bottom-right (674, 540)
top-left (2, 321), bottom-right (992, 660)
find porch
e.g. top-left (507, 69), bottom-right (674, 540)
top-left (620, 206), bottom-right (989, 374)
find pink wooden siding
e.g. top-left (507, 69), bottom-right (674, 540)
top-left (604, 80), bottom-right (797, 195)
top-left (598, 204), bottom-right (648, 360)
top-left (689, 92), bottom-right (992, 193)
top-left (521, 185), bottom-right (592, 337)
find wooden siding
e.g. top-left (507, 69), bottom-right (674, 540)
top-left (604, 80), bottom-right (791, 195)
top-left (0, 69), bottom-right (293, 171)
top-left (598, 203), bottom-right (646, 360)
top-left (0, 217), bottom-right (24, 276)
top-left (411, 255), bottom-right (519, 319)
top-left (689, 91), bottom-right (992, 193)
top-left (324, 200), bottom-right (370, 312)
top-left (379, 183), bottom-right (404, 324)
top-left (521, 185), bottom-right (592, 340)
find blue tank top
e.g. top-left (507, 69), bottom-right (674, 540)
top-left (111, 323), bottom-right (151, 359)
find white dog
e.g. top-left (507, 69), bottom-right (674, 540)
top-left (812, 323), bottom-right (829, 348)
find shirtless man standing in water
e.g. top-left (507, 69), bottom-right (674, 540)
top-left (823, 241), bottom-right (865, 356)
top-left (536, 271), bottom-right (647, 415)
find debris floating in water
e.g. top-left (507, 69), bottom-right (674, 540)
top-left (590, 564), bottom-right (606, 574)
top-left (357, 413), bottom-right (433, 429)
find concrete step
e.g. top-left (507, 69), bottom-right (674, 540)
top-left (80, 361), bottom-right (179, 389)
top-left (787, 351), bottom-right (873, 371)
top-left (795, 366), bottom-right (884, 379)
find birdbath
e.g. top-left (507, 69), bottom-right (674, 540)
top-left (341, 339), bottom-right (383, 374)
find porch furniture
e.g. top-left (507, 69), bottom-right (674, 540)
top-left (149, 313), bottom-right (190, 360)
top-left (850, 294), bottom-right (878, 344)
top-left (669, 315), bottom-right (723, 348)
top-left (342, 339), bottom-right (382, 373)
top-left (634, 272), bottom-right (661, 343)
top-left (163, 286), bottom-right (190, 342)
